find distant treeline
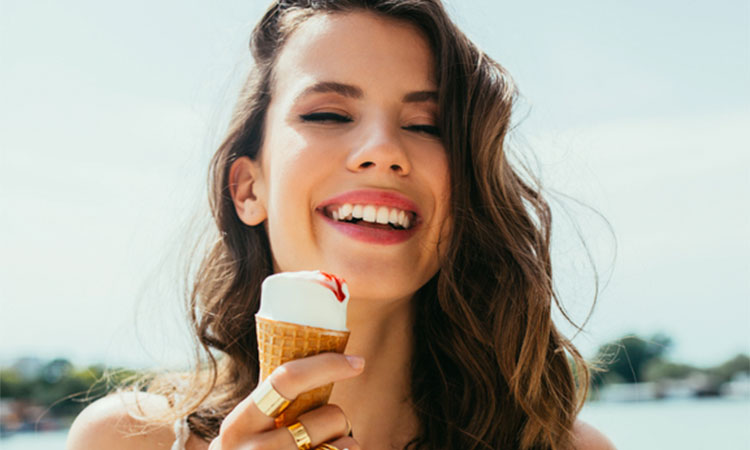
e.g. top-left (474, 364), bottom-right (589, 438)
top-left (1, 359), bottom-right (136, 420)
top-left (587, 333), bottom-right (749, 390)
top-left (2, 333), bottom-right (749, 421)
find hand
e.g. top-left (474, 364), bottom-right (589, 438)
top-left (208, 352), bottom-right (364, 450)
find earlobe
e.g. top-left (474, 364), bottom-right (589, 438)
top-left (229, 156), bottom-right (267, 226)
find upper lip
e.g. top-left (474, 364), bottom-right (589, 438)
top-left (317, 189), bottom-right (421, 217)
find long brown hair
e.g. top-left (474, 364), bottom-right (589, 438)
top-left (141, 1), bottom-right (592, 449)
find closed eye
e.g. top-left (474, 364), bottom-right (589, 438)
top-left (299, 112), bottom-right (353, 123)
top-left (300, 112), bottom-right (439, 136)
top-left (403, 124), bottom-right (440, 137)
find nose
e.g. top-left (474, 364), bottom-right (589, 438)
top-left (345, 120), bottom-right (411, 176)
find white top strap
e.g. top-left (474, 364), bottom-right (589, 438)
top-left (171, 416), bottom-right (190, 450)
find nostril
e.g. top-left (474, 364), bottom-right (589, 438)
top-left (360, 161), bottom-right (374, 168)
top-left (390, 164), bottom-right (402, 171)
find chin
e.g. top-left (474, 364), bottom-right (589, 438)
top-left (329, 261), bottom-right (435, 304)
top-left (348, 280), bottom-right (415, 303)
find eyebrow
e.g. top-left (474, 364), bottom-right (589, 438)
top-left (299, 81), bottom-right (363, 99)
top-left (295, 81), bottom-right (438, 104)
top-left (402, 90), bottom-right (438, 103)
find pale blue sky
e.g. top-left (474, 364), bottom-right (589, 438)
top-left (1, 0), bottom-right (748, 369)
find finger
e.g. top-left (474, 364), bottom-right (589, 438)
top-left (253, 404), bottom-right (350, 449)
top-left (316, 436), bottom-right (361, 450)
top-left (270, 353), bottom-right (365, 400)
top-left (219, 353), bottom-right (364, 439)
top-left (297, 404), bottom-right (349, 445)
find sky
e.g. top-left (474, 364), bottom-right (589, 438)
top-left (1, 0), bottom-right (748, 369)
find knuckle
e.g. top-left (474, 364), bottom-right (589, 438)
top-left (272, 363), bottom-right (303, 389)
top-left (244, 442), bottom-right (263, 450)
top-left (216, 434), bottom-right (236, 449)
top-left (209, 435), bottom-right (231, 450)
top-left (338, 436), bottom-right (361, 450)
top-left (218, 414), bottom-right (237, 436)
top-left (319, 403), bottom-right (348, 429)
top-left (218, 418), bottom-right (230, 436)
top-left (246, 433), bottom-right (273, 450)
top-left (216, 418), bottom-right (243, 448)
top-left (318, 402), bottom-right (343, 416)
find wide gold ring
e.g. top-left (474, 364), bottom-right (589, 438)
top-left (287, 421), bottom-right (313, 450)
top-left (249, 378), bottom-right (291, 418)
top-left (315, 444), bottom-right (341, 450)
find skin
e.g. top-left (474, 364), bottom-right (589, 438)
top-left (235, 13), bottom-right (452, 304)
top-left (66, 11), bottom-right (616, 450)
top-left (231, 12), bottom-right (447, 448)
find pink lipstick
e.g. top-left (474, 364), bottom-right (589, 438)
top-left (316, 189), bottom-right (421, 245)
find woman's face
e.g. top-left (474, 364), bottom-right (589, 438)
top-left (249, 12), bottom-right (451, 304)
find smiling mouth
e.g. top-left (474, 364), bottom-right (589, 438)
top-left (319, 203), bottom-right (418, 230)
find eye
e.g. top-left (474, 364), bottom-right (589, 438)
top-left (299, 112), bottom-right (353, 123)
top-left (403, 124), bottom-right (441, 137)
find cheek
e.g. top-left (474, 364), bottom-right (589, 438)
top-left (262, 131), bottom-right (318, 205)
top-left (430, 152), bottom-right (453, 242)
top-left (261, 140), bottom-right (326, 263)
top-left (430, 151), bottom-right (451, 203)
top-left (267, 133), bottom-right (335, 187)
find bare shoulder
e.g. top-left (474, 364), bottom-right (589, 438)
top-left (572, 419), bottom-right (617, 450)
top-left (65, 391), bottom-right (176, 450)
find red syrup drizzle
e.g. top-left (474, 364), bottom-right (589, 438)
top-left (316, 272), bottom-right (347, 302)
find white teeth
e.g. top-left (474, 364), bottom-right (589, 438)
top-left (388, 208), bottom-right (399, 225)
top-left (362, 205), bottom-right (377, 222)
top-left (328, 203), bottom-right (413, 229)
top-left (340, 203), bottom-right (353, 219)
top-left (337, 205), bottom-right (352, 220)
top-left (376, 206), bottom-right (390, 224)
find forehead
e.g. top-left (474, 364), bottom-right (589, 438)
top-left (272, 11), bottom-right (436, 99)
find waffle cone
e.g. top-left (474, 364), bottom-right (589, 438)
top-left (255, 315), bottom-right (350, 427)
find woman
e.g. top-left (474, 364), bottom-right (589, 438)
top-left (67, 1), bottom-right (615, 449)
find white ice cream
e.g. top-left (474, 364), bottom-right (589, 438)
top-left (257, 271), bottom-right (349, 331)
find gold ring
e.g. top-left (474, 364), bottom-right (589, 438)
top-left (287, 421), bottom-right (313, 450)
top-left (250, 378), bottom-right (291, 418)
top-left (315, 444), bottom-right (340, 450)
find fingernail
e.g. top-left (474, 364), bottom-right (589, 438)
top-left (345, 355), bottom-right (365, 370)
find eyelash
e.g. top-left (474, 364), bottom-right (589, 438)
top-left (299, 112), bottom-right (441, 137)
top-left (299, 112), bottom-right (353, 123)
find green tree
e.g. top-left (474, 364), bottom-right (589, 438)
top-left (592, 333), bottom-right (672, 384)
top-left (1, 359), bottom-right (139, 419)
top-left (705, 354), bottom-right (750, 384)
top-left (643, 359), bottom-right (695, 381)
top-left (0, 368), bottom-right (31, 398)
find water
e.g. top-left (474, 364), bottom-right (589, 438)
top-left (0, 429), bottom-right (68, 450)
top-left (579, 398), bottom-right (750, 449)
top-left (2, 399), bottom-right (748, 449)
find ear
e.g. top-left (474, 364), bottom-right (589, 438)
top-left (229, 156), bottom-right (267, 226)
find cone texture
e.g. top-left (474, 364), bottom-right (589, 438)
top-left (256, 315), bottom-right (349, 427)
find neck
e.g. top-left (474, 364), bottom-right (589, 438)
top-left (330, 295), bottom-right (419, 450)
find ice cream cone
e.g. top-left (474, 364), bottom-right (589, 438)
top-left (255, 315), bottom-right (350, 427)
